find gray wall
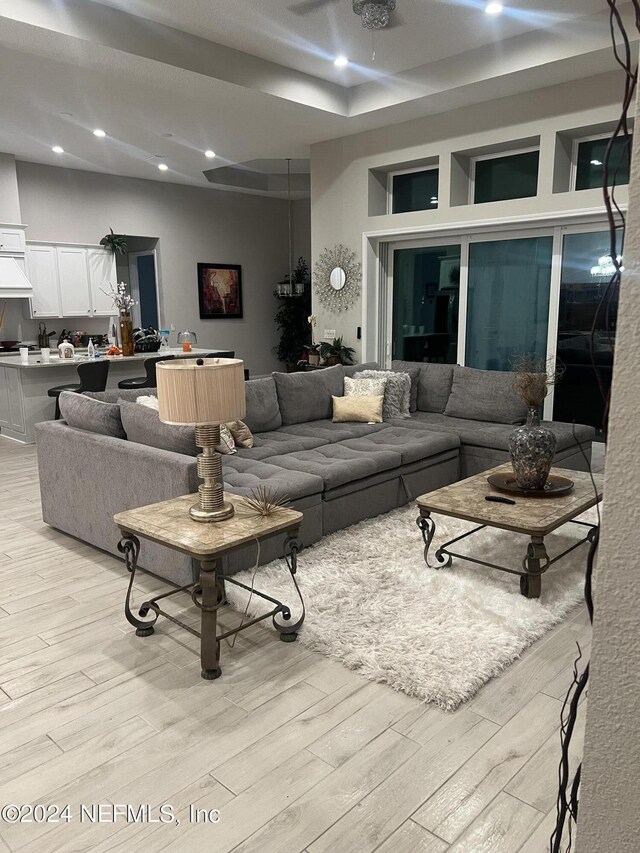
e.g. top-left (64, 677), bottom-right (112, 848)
top-left (577, 123), bottom-right (640, 848)
top-left (15, 162), bottom-right (297, 373)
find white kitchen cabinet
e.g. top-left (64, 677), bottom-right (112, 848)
top-left (26, 245), bottom-right (61, 318)
top-left (0, 227), bottom-right (26, 255)
top-left (6, 368), bottom-right (25, 432)
top-left (0, 366), bottom-right (10, 429)
top-left (26, 244), bottom-right (117, 318)
top-left (57, 246), bottom-right (92, 317)
top-left (87, 249), bottom-right (117, 315)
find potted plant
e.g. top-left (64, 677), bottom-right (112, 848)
top-left (320, 336), bottom-right (355, 367)
top-left (100, 228), bottom-right (128, 255)
top-left (273, 257), bottom-right (311, 371)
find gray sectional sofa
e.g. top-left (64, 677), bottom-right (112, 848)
top-left (35, 360), bottom-right (594, 587)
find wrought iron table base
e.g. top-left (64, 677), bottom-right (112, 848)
top-left (119, 535), bottom-right (305, 679)
top-left (417, 510), bottom-right (598, 599)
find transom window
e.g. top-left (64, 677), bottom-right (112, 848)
top-left (574, 135), bottom-right (632, 191)
top-left (391, 169), bottom-right (439, 214)
top-left (472, 150), bottom-right (540, 204)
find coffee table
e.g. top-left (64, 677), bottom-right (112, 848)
top-left (416, 463), bottom-right (603, 598)
top-left (115, 493), bottom-right (304, 680)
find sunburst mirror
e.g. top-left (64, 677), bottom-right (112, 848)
top-left (314, 244), bottom-right (361, 312)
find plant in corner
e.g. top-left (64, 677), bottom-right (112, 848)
top-left (100, 228), bottom-right (128, 255)
top-left (273, 257), bottom-right (311, 371)
top-left (319, 336), bottom-right (355, 367)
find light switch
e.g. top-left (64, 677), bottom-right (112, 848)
top-left (324, 329), bottom-right (336, 340)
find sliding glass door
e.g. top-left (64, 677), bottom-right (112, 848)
top-left (465, 236), bottom-right (553, 370)
top-left (386, 221), bottom-right (616, 431)
top-left (392, 243), bottom-right (461, 363)
top-left (553, 229), bottom-right (617, 433)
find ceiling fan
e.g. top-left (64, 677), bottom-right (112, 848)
top-left (289, 0), bottom-right (401, 30)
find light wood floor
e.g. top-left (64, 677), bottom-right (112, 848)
top-left (0, 437), bottom-right (596, 853)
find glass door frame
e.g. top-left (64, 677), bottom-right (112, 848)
top-left (384, 219), bottom-right (611, 420)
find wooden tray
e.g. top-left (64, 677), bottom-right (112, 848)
top-left (487, 471), bottom-right (574, 498)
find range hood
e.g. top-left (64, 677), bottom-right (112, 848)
top-left (0, 256), bottom-right (33, 298)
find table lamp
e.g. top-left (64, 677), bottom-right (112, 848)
top-left (156, 357), bottom-right (246, 522)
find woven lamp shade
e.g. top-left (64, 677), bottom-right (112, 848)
top-left (156, 358), bottom-right (246, 426)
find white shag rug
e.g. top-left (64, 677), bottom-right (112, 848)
top-left (226, 505), bottom-right (595, 710)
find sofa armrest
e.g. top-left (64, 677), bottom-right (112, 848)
top-left (35, 421), bottom-right (199, 586)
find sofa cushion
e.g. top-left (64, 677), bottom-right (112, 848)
top-left (233, 431), bottom-right (329, 461)
top-left (344, 375), bottom-right (387, 398)
top-left (339, 427), bottom-right (459, 465)
top-left (84, 388), bottom-right (150, 404)
top-left (356, 370), bottom-right (410, 420)
top-left (343, 361), bottom-right (379, 378)
top-left (59, 391), bottom-right (126, 439)
top-left (222, 457), bottom-right (323, 501)
top-left (444, 366), bottom-right (527, 424)
top-left (273, 364), bottom-right (345, 425)
top-left (332, 394), bottom-right (384, 424)
top-left (391, 361), bottom-right (422, 412)
top-left (416, 363), bottom-right (455, 413)
top-left (278, 419), bottom-right (391, 443)
top-left (393, 412), bottom-right (594, 452)
top-left (265, 444), bottom-right (401, 491)
top-left (244, 376), bottom-right (282, 433)
top-left (119, 400), bottom-right (198, 456)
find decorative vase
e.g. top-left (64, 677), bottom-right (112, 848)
top-left (119, 312), bottom-right (134, 357)
top-left (326, 355), bottom-right (340, 367)
top-left (308, 353), bottom-right (320, 366)
top-left (509, 407), bottom-right (557, 491)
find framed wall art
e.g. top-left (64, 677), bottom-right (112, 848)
top-left (197, 263), bottom-right (243, 319)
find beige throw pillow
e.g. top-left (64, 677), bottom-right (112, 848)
top-left (226, 419), bottom-right (254, 448)
top-left (332, 394), bottom-right (384, 423)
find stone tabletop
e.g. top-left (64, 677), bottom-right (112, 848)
top-left (114, 493), bottom-right (303, 558)
top-left (416, 463), bottom-right (603, 536)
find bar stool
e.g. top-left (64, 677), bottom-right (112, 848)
top-left (117, 355), bottom-right (175, 390)
top-left (48, 360), bottom-right (110, 420)
top-left (201, 352), bottom-right (246, 379)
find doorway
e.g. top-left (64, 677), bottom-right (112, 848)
top-left (128, 250), bottom-right (160, 330)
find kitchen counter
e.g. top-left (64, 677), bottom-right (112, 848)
top-left (0, 348), bottom-right (233, 443)
top-left (1, 347), bottom-right (214, 369)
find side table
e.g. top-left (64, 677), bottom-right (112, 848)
top-left (114, 493), bottom-right (305, 680)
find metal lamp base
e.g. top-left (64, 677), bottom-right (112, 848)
top-left (190, 501), bottom-right (235, 523)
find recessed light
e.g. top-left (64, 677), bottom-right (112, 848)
top-left (52, 146), bottom-right (64, 154)
top-left (93, 128), bottom-right (106, 138)
top-left (591, 159), bottom-right (603, 166)
top-left (334, 56), bottom-right (349, 68)
top-left (485, 1), bottom-right (503, 14)
top-left (205, 149), bottom-right (216, 159)
top-left (158, 163), bottom-right (169, 171)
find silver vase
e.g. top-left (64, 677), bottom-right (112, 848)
top-left (509, 407), bottom-right (557, 491)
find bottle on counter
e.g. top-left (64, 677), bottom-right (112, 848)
top-left (87, 339), bottom-right (95, 359)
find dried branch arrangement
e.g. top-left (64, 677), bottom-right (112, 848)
top-left (511, 355), bottom-right (564, 408)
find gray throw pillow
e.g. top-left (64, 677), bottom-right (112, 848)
top-left (118, 400), bottom-right (197, 456)
top-left (244, 376), bottom-right (282, 434)
top-left (390, 362), bottom-right (421, 412)
top-left (444, 366), bottom-right (528, 424)
top-left (416, 363), bottom-right (456, 413)
top-left (59, 391), bottom-right (126, 439)
top-left (273, 364), bottom-right (345, 425)
top-left (355, 369), bottom-right (411, 420)
top-left (84, 388), bottom-right (149, 404)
